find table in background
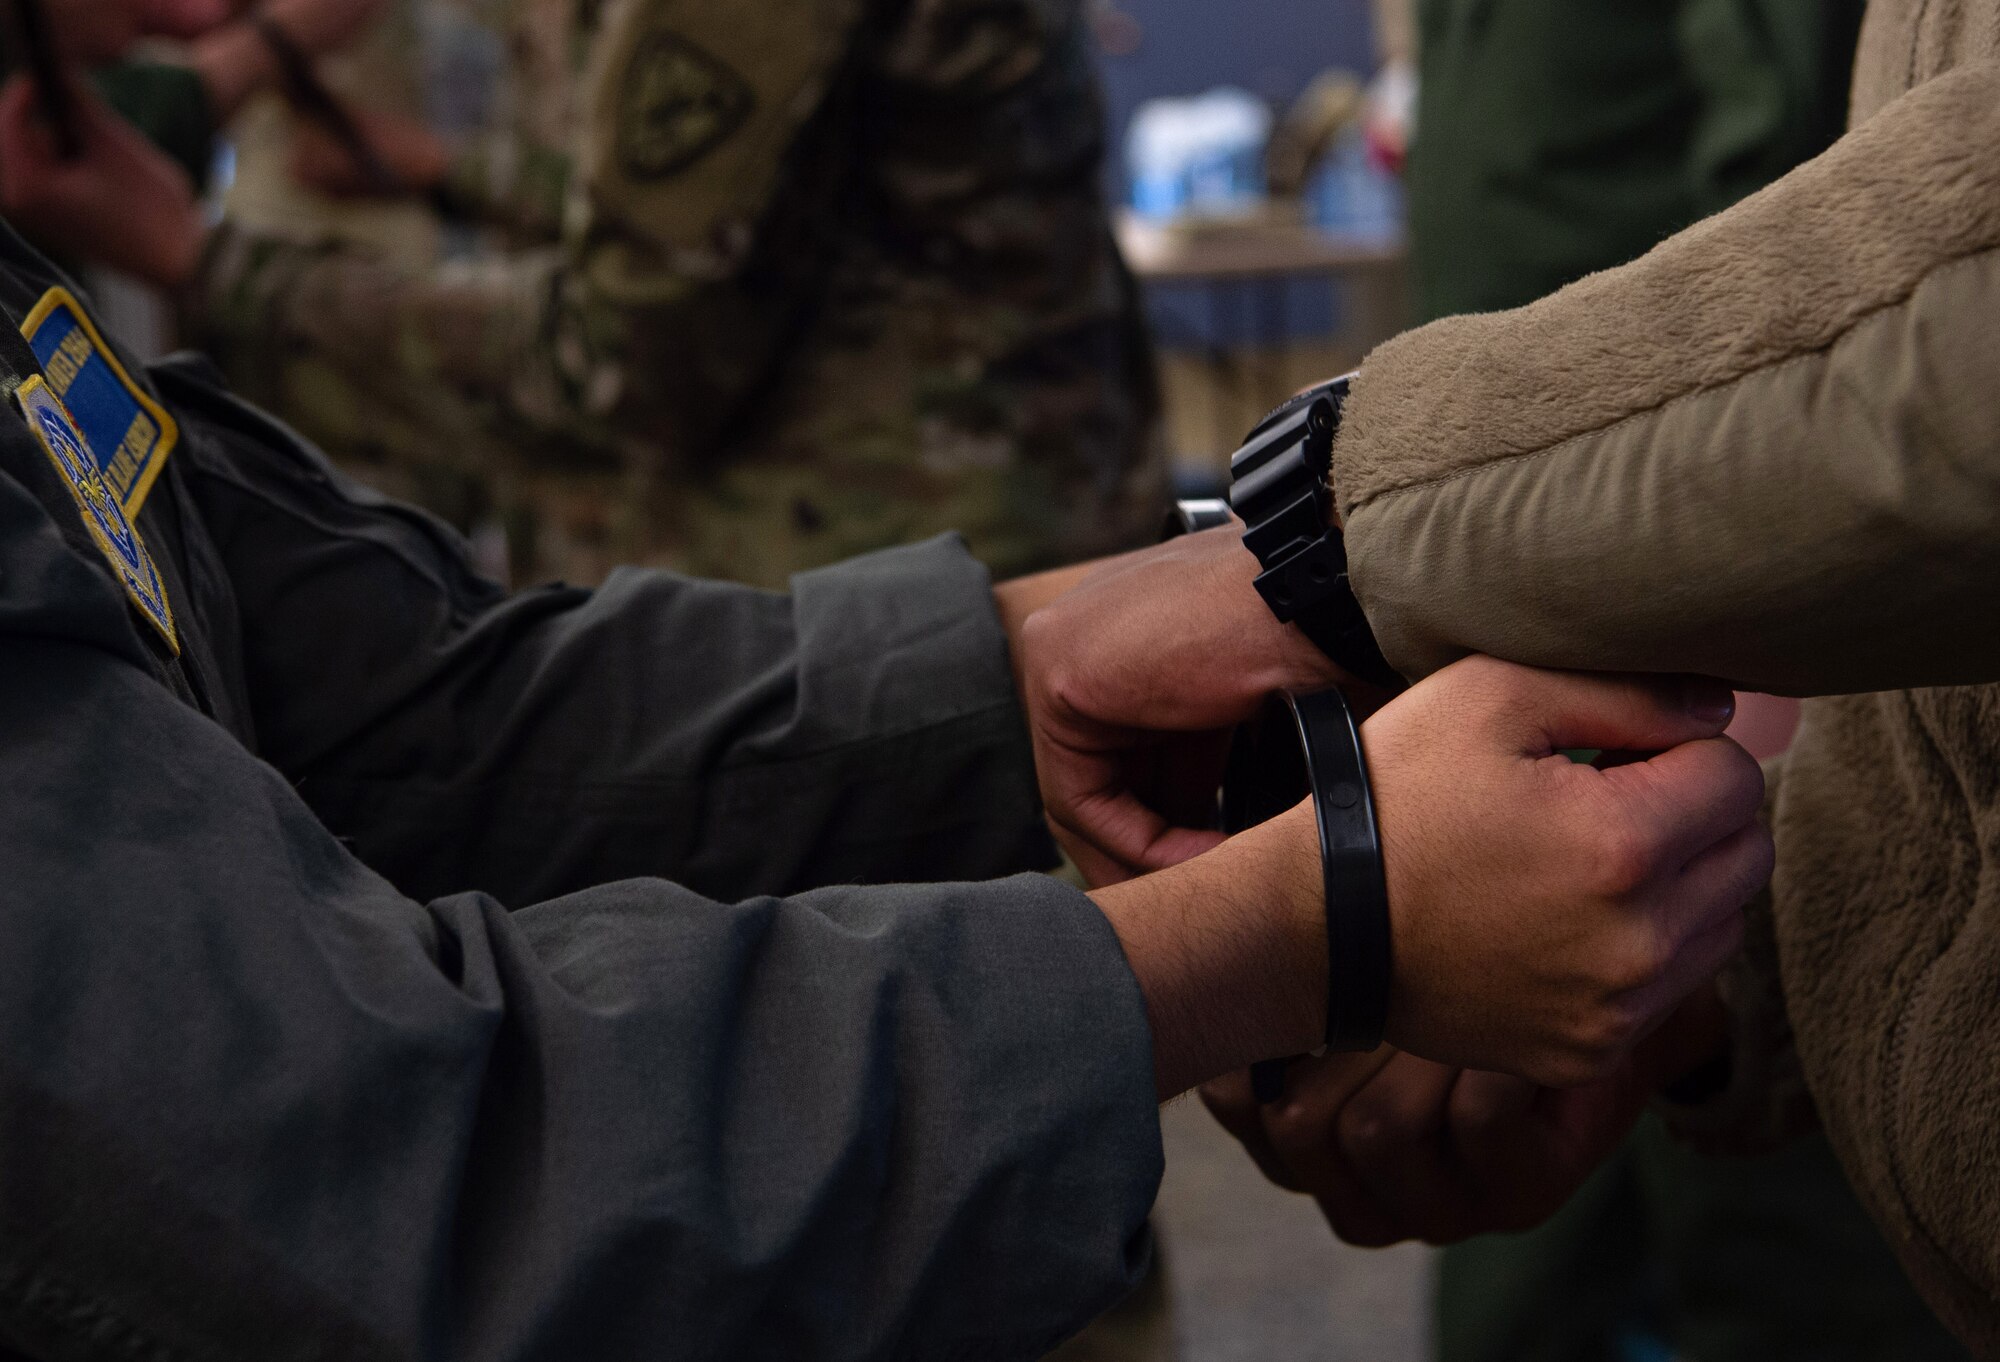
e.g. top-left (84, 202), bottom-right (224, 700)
top-left (1115, 212), bottom-right (1408, 461)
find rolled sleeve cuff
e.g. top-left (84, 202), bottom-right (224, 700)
top-left (763, 533), bottom-right (1057, 885)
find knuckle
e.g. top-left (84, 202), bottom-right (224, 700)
top-left (1015, 607), bottom-right (1057, 668)
top-left (1731, 740), bottom-right (1769, 796)
top-left (1263, 1100), bottom-right (1328, 1161)
top-left (1736, 828), bottom-right (1778, 896)
top-left (1543, 1045), bottom-right (1616, 1089)
top-left (1558, 1008), bottom-right (1637, 1083)
top-left (1451, 1092), bottom-right (1509, 1145)
top-left (1591, 815), bottom-right (1660, 898)
top-left (1338, 1098), bottom-right (1404, 1163)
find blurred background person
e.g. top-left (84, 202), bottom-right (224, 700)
top-left (1409, 0), bottom-right (1863, 321)
top-left (172, 0), bottom-right (1168, 587)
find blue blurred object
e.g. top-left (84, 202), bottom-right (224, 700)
top-left (1126, 88), bottom-right (1271, 221)
top-left (1098, 0), bottom-right (1385, 345)
top-left (1096, 0), bottom-right (1374, 189)
top-left (1308, 126), bottom-right (1405, 244)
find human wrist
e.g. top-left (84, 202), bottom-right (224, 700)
top-left (1206, 529), bottom-right (1352, 697)
top-left (1091, 801), bottom-right (1325, 1099)
top-left (993, 561), bottom-right (1098, 660)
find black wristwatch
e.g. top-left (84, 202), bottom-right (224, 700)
top-left (1225, 374), bottom-right (1402, 692)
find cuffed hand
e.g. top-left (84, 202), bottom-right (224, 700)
top-left (1013, 525), bottom-right (1356, 884)
top-left (1198, 990), bottom-right (1733, 1246)
top-left (1200, 1048), bottom-right (1648, 1246)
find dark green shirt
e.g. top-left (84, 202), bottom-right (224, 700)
top-left (1409, 0), bottom-right (1865, 321)
top-left (95, 61), bottom-right (215, 192)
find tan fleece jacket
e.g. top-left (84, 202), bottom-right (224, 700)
top-left (1333, 2), bottom-right (2000, 1351)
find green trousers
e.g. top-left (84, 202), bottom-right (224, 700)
top-left (1436, 1115), bottom-right (1968, 1362)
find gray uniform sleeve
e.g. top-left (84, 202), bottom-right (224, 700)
top-left (151, 357), bottom-right (1056, 907)
top-left (0, 385), bottom-right (1160, 1361)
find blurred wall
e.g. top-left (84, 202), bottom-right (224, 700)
top-left (1094, 0), bottom-right (1376, 202)
top-left (1093, 0), bottom-right (1388, 464)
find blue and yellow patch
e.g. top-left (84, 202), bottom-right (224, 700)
top-left (16, 376), bottom-right (178, 652)
top-left (22, 286), bottom-right (178, 518)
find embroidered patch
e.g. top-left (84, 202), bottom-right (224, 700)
top-left (21, 286), bottom-right (179, 517)
top-left (615, 30), bottom-right (754, 180)
top-left (16, 376), bottom-right (178, 652)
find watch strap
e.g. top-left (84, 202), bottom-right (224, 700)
top-left (1227, 375), bottom-right (1402, 691)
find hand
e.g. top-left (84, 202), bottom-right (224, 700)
top-left (1367, 657), bottom-right (1768, 1085)
top-left (288, 107), bottom-right (449, 199)
top-left (0, 76), bottom-right (205, 288)
top-left (1084, 656), bottom-right (1762, 1099)
top-left (1200, 1049), bottom-right (1648, 1246)
top-left (1198, 991), bottom-right (1732, 1246)
top-left (1012, 526), bottom-right (1356, 884)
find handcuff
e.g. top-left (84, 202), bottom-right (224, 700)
top-left (1166, 373), bottom-right (1398, 1101)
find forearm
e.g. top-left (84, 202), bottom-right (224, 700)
top-left (184, 219), bottom-right (561, 440)
top-left (0, 650), bottom-right (1159, 1360)
top-left (1092, 801), bottom-right (1325, 1099)
top-left (1337, 64), bottom-right (2000, 695)
top-left (164, 351), bottom-right (1056, 901)
top-left (435, 135), bottom-right (569, 240)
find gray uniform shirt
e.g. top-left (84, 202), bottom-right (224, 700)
top-left (0, 224), bottom-right (1160, 1361)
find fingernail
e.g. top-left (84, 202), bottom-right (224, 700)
top-left (1680, 679), bottom-right (1735, 725)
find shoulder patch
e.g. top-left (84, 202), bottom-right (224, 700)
top-left (21, 286), bottom-right (179, 518)
top-left (616, 30), bottom-right (755, 181)
top-left (16, 376), bottom-right (178, 653)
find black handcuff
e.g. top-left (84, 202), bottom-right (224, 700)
top-left (1166, 374), bottom-right (1399, 1101)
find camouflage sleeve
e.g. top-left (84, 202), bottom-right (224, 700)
top-left (568, 0), bottom-right (865, 302)
top-left (183, 220), bottom-right (578, 465)
top-left (434, 135), bottom-right (573, 243)
top-left (570, 0), bottom-right (1098, 284)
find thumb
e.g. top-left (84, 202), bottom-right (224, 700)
top-left (1502, 668), bottom-right (1736, 756)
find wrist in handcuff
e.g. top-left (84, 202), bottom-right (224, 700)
top-left (1222, 691), bottom-right (1390, 1101)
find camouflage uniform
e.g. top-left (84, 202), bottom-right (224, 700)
top-left (188, 0), bottom-right (1165, 588)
